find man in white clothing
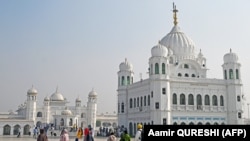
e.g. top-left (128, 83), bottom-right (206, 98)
top-left (134, 124), bottom-right (143, 141)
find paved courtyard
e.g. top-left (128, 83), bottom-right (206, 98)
top-left (0, 136), bottom-right (118, 141)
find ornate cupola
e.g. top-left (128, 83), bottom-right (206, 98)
top-left (160, 3), bottom-right (196, 61)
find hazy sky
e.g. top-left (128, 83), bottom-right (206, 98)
top-left (0, 1), bottom-right (250, 117)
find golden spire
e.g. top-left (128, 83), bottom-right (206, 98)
top-left (173, 2), bottom-right (178, 25)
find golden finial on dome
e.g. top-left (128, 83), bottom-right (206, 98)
top-left (173, 2), bottom-right (178, 25)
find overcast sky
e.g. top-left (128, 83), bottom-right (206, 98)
top-left (0, 0), bottom-right (250, 117)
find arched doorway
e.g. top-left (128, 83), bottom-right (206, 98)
top-left (23, 125), bottom-right (31, 135)
top-left (129, 122), bottom-right (133, 136)
top-left (13, 125), bottom-right (21, 135)
top-left (112, 122), bottom-right (117, 128)
top-left (60, 118), bottom-right (64, 126)
top-left (3, 125), bottom-right (11, 135)
top-left (36, 121), bottom-right (42, 128)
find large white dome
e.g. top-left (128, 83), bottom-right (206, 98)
top-left (119, 58), bottom-right (133, 71)
top-left (151, 41), bottom-right (168, 57)
top-left (50, 88), bottom-right (64, 101)
top-left (160, 25), bottom-right (196, 59)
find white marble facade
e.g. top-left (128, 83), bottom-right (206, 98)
top-left (117, 5), bottom-right (245, 136)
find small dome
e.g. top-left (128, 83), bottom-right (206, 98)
top-left (27, 85), bottom-right (38, 95)
top-left (50, 88), bottom-right (64, 101)
top-left (61, 107), bottom-right (72, 115)
top-left (160, 25), bottom-right (196, 59)
top-left (151, 41), bottom-right (168, 57)
top-left (89, 89), bottom-right (97, 97)
top-left (44, 96), bottom-right (50, 101)
top-left (119, 58), bottom-right (133, 71)
top-left (75, 97), bottom-right (81, 102)
top-left (223, 49), bottom-right (238, 63)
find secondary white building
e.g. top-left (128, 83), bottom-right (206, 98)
top-left (0, 86), bottom-right (97, 136)
top-left (117, 4), bottom-right (245, 136)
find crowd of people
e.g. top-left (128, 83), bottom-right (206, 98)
top-left (13, 123), bottom-right (145, 141)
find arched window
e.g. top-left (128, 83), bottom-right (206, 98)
top-left (205, 95), bottom-right (210, 105)
top-left (118, 103), bottom-right (120, 113)
top-left (212, 95), bottom-right (218, 106)
top-left (229, 69), bottom-right (234, 79)
top-left (13, 125), bottom-right (20, 135)
top-left (192, 74), bottom-right (196, 77)
top-left (162, 63), bottom-right (166, 74)
top-left (60, 118), bottom-right (64, 126)
top-left (148, 95), bottom-right (150, 106)
top-left (129, 98), bottom-right (133, 108)
top-left (144, 96), bottom-right (147, 106)
top-left (188, 94), bottom-right (194, 105)
top-left (197, 94), bottom-right (202, 106)
top-left (129, 122), bottom-right (133, 136)
top-left (220, 95), bottom-right (224, 106)
top-left (121, 76), bottom-right (125, 85)
top-left (184, 64), bottom-right (189, 68)
top-left (137, 97), bottom-right (139, 107)
top-left (36, 121), bottom-right (41, 127)
top-left (134, 98), bottom-right (136, 108)
top-left (224, 70), bottom-right (227, 79)
top-left (172, 93), bottom-right (177, 105)
top-left (236, 69), bottom-right (239, 79)
top-left (134, 123), bottom-right (136, 135)
top-left (140, 96), bottom-right (143, 107)
top-left (237, 95), bottom-right (241, 102)
top-left (178, 73), bottom-right (182, 77)
top-left (69, 118), bottom-right (73, 126)
top-left (3, 125), bottom-right (11, 135)
top-left (23, 125), bottom-right (30, 135)
top-left (121, 102), bottom-right (124, 113)
top-left (37, 112), bottom-right (42, 117)
top-left (155, 63), bottom-right (159, 74)
top-left (180, 94), bottom-right (185, 105)
top-left (127, 76), bottom-right (130, 85)
top-left (238, 112), bottom-right (242, 118)
top-left (185, 73), bottom-right (189, 77)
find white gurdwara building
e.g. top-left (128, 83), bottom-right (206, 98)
top-left (0, 86), bottom-right (97, 136)
top-left (117, 5), bottom-right (245, 136)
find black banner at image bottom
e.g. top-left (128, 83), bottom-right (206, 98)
top-left (143, 125), bottom-right (250, 141)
